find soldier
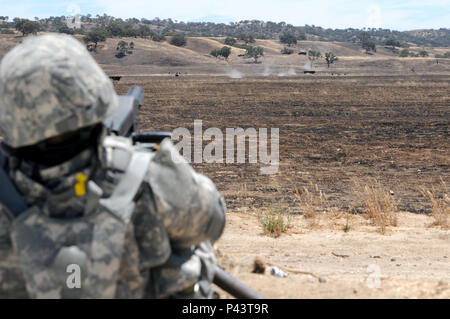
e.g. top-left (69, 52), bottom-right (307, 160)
top-left (0, 34), bottom-right (226, 298)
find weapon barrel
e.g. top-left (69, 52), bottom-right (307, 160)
top-left (104, 86), bottom-right (144, 136)
top-left (126, 86), bottom-right (144, 106)
top-left (131, 131), bottom-right (172, 144)
top-left (213, 266), bottom-right (264, 299)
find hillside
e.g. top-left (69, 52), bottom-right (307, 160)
top-left (1, 33), bottom-right (450, 77)
top-left (2, 16), bottom-right (450, 47)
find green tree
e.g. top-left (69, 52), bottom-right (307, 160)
top-left (152, 34), bottom-right (166, 42)
top-left (58, 24), bottom-right (75, 35)
top-left (106, 22), bottom-right (124, 36)
top-left (116, 40), bottom-right (134, 58)
top-left (399, 49), bottom-right (409, 57)
top-left (297, 32), bottom-right (307, 41)
top-left (385, 37), bottom-right (400, 48)
top-left (238, 33), bottom-right (255, 44)
top-left (15, 19), bottom-right (40, 36)
top-left (358, 32), bottom-right (376, 53)
top-left (279, 33), bottom-right (297, 46)
top-left (83, 28), bottom-right (107, 51)
top-left (245, 46), bottom-right (264, 63)
top-left (220, 46), bottom-right (231, 60)
top-left (418, 50), bottom-right (428, 57)
top-left (210, 46), bottom-right (231, 60)
top-left (325, 52), bottom-right (338, 68)
top-left (210, 49), bottom-right (220, 58)
top-left (224, 37), bottom-right (237, 46)
top-left (307, 50), bottom-right (321, 68)
top-left (138, 25), bottom-right (153, 38)
top-left (170, 34), bottom-right (187, 46)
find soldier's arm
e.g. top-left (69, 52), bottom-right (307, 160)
top-left (145, 139), bottom-right (226, 248)
top-left (0, 205), bottom-right (28, 297)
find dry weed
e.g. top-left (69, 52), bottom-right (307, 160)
top-left (293, 182), bottom-right (331, 228)
top-left (258, 204), bottom-right (291, 237)
top-left (420, 178), bottom-right (449, 229)
top-left (354, 179), bottom-right (398, 234)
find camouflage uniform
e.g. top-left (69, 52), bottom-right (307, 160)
top-left (0, 34), bottom-right (226, 298)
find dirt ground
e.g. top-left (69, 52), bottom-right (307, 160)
top-left (113, 75), bottom-right (449, 299)
top-left (215, 212), bottom-right (449, 299)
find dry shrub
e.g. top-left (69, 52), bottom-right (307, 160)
top-left (354, 179), bottom-right (398, 234)
top-left (259, 205), bottom-right (291, 237)
top-left (420, 178), bottom-right (449, 229)
top-left (293, 182), bottom-right (331, 228)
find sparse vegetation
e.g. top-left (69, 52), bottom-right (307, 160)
top-left (279, 32), bottom-right (297, 46)
top-left (259, 205), bottom-right (291, 237)
top-left (324, 52), bottom-right (338, 68)
top-left (358, 32), bottom-right (377, 53)
top-left (0, 29), bottom-right (14, 34)
top-left (307, 50), bottom-right (321, 68)
top-left (237, 33), bottom-right (255, 44)
top-left (211, 46), bottom-right (231, 60)
top-left (435, 52), bottom-right (450, 58)
top-left (420, 179), bottom-right (449, 229)
top-left (385, 37), bottom-right (401, 47)
top-left (83, 28), bottom-right (107, 51)
top-left (293, 183), bottom-right (330, 229)
top-left (14, 19), bottom-right (40, 36)
top-left (224, 37), bottom-right (237, 46)
top-left (342, 215), bottom-right (351, 232)
top-left (116, 40), bottom-right (134, 58)
top-left (4, 14), bottom-right (449, 47)
top-left (170, 34), bottom-right (187, 46)
top-left (281, 47), bottom-right (294, 55)
top-left (354, 180), bottom-right (398, 234)
top-left (58, 24), bottom-right (75, 35)
top-left (245, 46), bottom-right (264, 63)
top-left (399, 49), bottom-right (410, 57)
top-left (151, 33), bottom-right (166, 42)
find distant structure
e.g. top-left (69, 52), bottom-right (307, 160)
top-left (109, 76), bottom-right (122, 81)
top-left (304, 70), bottom-right (316, 74)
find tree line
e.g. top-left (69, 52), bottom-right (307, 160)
top-left (1, 15), bottom-right (449, 47)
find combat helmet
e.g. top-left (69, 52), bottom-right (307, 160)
top-left (0, 34), bottom-right (118, 148)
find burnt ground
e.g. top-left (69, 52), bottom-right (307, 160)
top-left (115, 75), bottom-right (449, 215)
top-left (114, 74), bottom-right (449, 298)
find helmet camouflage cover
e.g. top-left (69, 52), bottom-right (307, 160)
top-left (0, 34), bottom-right (118, 148)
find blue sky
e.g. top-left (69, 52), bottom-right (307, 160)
top-left (1, 0), bottom-right (449, 31)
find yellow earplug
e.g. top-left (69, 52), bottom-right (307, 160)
top-left (74, 173), bottom-right (88, 197)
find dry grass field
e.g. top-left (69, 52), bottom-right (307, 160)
top-left (114, 74), bottom-right (449, 298)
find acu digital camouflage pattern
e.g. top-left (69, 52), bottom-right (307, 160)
top-left (0, 137), bottom-right (225, 298)
top-left (0, 34), bottom-right (118, 148)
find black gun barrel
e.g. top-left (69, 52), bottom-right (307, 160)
top-left (131, 131), bottom-right (172, 144)
top-left (213, 266), bottom-right (264, 299)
